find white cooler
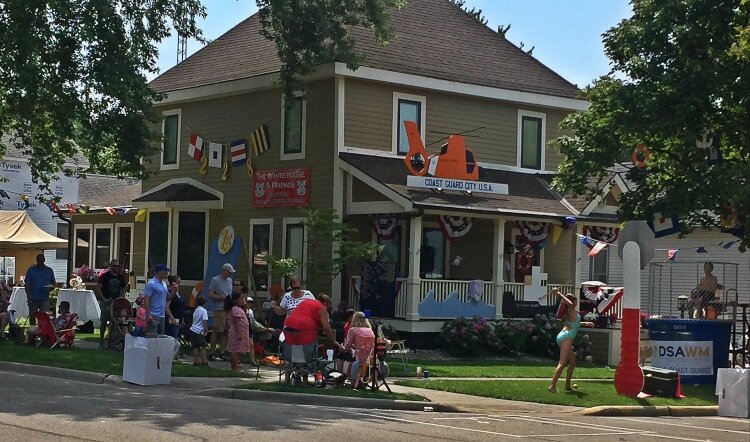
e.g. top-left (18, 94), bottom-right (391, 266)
top-left (123, 334), bottom-right (179, 386)
top-left (716, 368), bottom-right (749, 418)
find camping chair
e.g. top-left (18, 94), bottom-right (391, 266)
top-left (278, 329), bottom-right (319, 386)
top-left (365, 338), bottom-right (391, 392)
top-left (34, 312), bottom-right (77, 348)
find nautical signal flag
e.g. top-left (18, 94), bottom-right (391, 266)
top-left (207, 142), bottom-right (223, 168)
top-left (230, 139), bottom-right (247, 166)
top-left (47, 201), bottom-right (60, 213)
top-left (188, 133), bottom-right (204, 160)
top-left (78, 204), bottom-right (89, 214)
top-left (105, 207), bottom-right (116, 216)
top-left (66, 204), bottom-right (76, 213)
top-left (251, 125), bottom-right (271, 156)
top-left (135, 209), bottom-right (147, 222)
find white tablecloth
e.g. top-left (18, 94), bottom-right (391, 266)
top-left (57, 289), bottom-right (101, 325)
top-left (8, 287), bottom-right (100, 326)
top-left (8, 287), bottom-right (28, 316)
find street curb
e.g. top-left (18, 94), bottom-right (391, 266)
top-left (581, 405), bottom-right (718, 417)
top-left (196, 387), bottom-right (460, 412)
top-left (0, 361), bottom-right (112, 385)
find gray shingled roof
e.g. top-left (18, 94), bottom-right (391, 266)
top-left (78, 175), bottom-right (141, 208)
top-left (340, 152), bottom-right (576, 218)
top-left (150, 0), bottom-right (579, 99)
top-left (133, 183), bottom-right (219, 203)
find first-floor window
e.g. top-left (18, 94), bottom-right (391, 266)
top-left (285, 222), bottom-right (305, 281)
top-left (420, 228), bottom-right (445, 279)
top-left (74, 227), bottom-right (91, 268)
top-left (251, 222), bottom-right (272, 292)
top-left (377, 226), bottom-right (401, 274)
top-left (94, 227), bottom-right (112, 269)
top-left (56, 223), bottom-right (69, 260)
top-left (176, 212), bottom-right (206, 281)
top-left (147, 212), bottom-right (169, 272)
top-left (117, 225), bottom-right (132, 272)
top-left (590, 248), bottom-right (609, 283)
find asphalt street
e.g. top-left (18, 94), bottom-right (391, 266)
top-left (0, 371), bottom-right (747, 441)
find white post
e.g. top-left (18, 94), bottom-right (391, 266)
top-left (573, 224), bottom-right (583, 302)
top-left (492, 217), bottom-right (506, 319)
top-left (405, 215), bottom-right (423, 321)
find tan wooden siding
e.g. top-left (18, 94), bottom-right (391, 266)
top-left (344, 79), bottom-right (573, 171)
top-left (544, 228), bottom-right (575, 284)
top-left (143, 80), bottom-right (336, 290)
top-left (351, 176), bottom-right (389, 202)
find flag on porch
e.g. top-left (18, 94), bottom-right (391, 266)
top-left (135, 209), bottom-right (147, 222)
top-left (581, 235), bottom-right (596, 249)
top-left (105, 207), bottom-right (116, 216)
top-left (230, 139), bottom-right (247, 166)
top-left (251, 125), bottom-right (271, 156)
top-left (588, 241), bottom-right (608, 256)
top-left (188, 133), bottom-right (204, 160)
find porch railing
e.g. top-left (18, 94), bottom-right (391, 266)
top-left (504, 282), bottom-right (576, 306)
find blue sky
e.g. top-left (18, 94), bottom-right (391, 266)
top-left (153, 0), bottom-right (632, 88)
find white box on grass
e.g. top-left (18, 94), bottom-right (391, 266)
top-left (123, 334), bottom-right (178, 386)
top-left (716, 368), bottom-right (749, 418)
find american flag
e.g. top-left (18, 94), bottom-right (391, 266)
top-left (230, 139), bottom-right (247, 166)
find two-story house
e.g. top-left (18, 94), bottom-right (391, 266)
top-left (72, 0), bottom-right (628, 335)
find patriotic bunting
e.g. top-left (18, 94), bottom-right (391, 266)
top-left (439, 216), bottom-right (473, 239)
top-left (582, 226), bottom-right (619, 249)
top-left (372, 218), bottom-right (398, 240)
top-left (517, 221), bottom-right (548, 248)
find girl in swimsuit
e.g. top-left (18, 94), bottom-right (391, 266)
top-left (549, 289), bottom-right (594, 393)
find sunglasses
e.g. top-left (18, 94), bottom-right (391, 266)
top-left (291, 286), bottom-right (301, 290)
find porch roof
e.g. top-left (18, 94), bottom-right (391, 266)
top-left (132, 179), bottom-right (223, 209)
top-left (340, 152), bottom-right (576, 219)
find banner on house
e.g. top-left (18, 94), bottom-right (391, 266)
top-left (252, 168), bottom-right (310, 208)
top-left (649, 340), bottom-right (714, 376)
top-left (406, 175), bottom-right (508, 195)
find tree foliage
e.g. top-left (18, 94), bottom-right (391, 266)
top-left (257, 0), bottom-right (406, 98)
top-left (552, 0), bottom-right (750, 250)
top-left (0, 0), bottom-right (205, 195)
top-left (264, 208), bottom-right (379, 291)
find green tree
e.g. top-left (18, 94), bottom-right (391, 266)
top-left (1, 0), bottom-right (404, 196)
top-left (264, 208), bottom-right (379, 292)
top-left (552, 0), bottom-right (750, 250)
top-left (257, 0), bottom-right (406, 98)
top-left (0, 0), bottom-right (206, 193)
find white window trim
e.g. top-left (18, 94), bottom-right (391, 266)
top-left (516, 110), bottom-right (546, 171)
top-left (345, 173), bottom-right (406, 215)
top-left (114, 223), bottom-right (134, 272)
top-left (144, 209), bottom-right (173, 276)
top-left (171, 209), bottom-right (209, 285)
top-left (589, 249), bottom-right (609, 283)
top-left (280, 92), bottom-right (306, 161)
top-left (161, 109), bottom-right (181, 171)
top-left (392, 92), bottom-right (427, 156)
top-left (249, 218), bottom-right (274, 297)
top-left (281, 217), bottom-right (307, 283)
top-left (73, 224), bottom-right (93, 269)
top-left (93, 223), bottom-right (114, 270)
top-left (422, 222), bottom-right (451, 279)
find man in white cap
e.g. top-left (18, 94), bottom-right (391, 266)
top-left (207, 263), bottom-right (234, 360)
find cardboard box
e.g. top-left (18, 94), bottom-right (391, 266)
top-left (716, 368), bottom-right (749, 418)
top-left (123, 334), bottom-right (178, 386)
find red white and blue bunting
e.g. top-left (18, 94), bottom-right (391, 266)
top-left (517, 221), bottom-right (549, 248)
top-left (582, 226), bottom-right (620, 249)
top-left (372, 218), bottom-right (398, 240)
top-left (438, 216), bottom-right (473, 239)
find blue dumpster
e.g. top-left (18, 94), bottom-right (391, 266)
top-left (646, 319), bottom-right (732, 384)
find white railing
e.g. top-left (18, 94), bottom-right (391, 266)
top-left (394, 277), bottom-right (408, 318)
top-left (503, 282), bottom-right (575, 305)
top-left (419, 279), bottom-right (496, 305)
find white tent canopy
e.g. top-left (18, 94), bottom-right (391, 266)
top-left (0, 210), bottom-right (68, 250)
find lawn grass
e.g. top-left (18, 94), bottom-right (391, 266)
top-left (237, 382), bottom-right (428, 401)
top-left (386, 357), bottom-right (615, 379)
top-left (0, 341), bottom-right (242, 378)
top-left (396, 379), bottom-right (718, 407)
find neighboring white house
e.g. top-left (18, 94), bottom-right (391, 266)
top-left (0, 136), bottom-right (83, 281)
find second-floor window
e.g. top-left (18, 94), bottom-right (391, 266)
top-left (393, 93), bottom-right (426, 155)
top-left (518, 110), bottom-right (545, 170)
top-left (282, 94), bottom-right (306, 160)
top-left (161, 112), bottom-right (179, 169)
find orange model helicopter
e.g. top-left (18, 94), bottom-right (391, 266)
top-left (403, 120), bottom-right (479, 180)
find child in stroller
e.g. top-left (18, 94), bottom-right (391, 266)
top-left (105, 297), bottom-right (134, 351)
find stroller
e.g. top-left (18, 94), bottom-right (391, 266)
top-left (105, 298), bottom-right (134, 351)
top-left (34, 311), bottom-right (78, 348)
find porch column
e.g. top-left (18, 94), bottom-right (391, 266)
top-left (405, 215), bottom-right (423, 321)
top-left (492, 217), bottom-right (506, 319)
top-left (573, 224), bottom-right (583, 301)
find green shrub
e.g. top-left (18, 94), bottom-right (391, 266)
top-left (437, 316), bottom-right (501, 357)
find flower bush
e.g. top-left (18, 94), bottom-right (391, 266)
top-left (437, 316), bottom-right (502, 357)
top-left (438, 314), bottom-right (595, 361)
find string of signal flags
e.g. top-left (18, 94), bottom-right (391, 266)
top-left (186, 124), bottom-right (271, 180)
top-left (0, 187), bottom-right (147, 220)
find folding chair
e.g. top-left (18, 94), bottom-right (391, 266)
top-left (386, 339), bottom-right (410, 367)
top-left (34, 312), bottom-right (77, 349)
top-left (366, 338), bottom-right (391, 392)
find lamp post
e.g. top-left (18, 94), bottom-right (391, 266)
top-left (677, 295), bottom-right (689, 319)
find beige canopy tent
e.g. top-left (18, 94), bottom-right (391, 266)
top-left (0, 210), bottom-right (68, 250)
